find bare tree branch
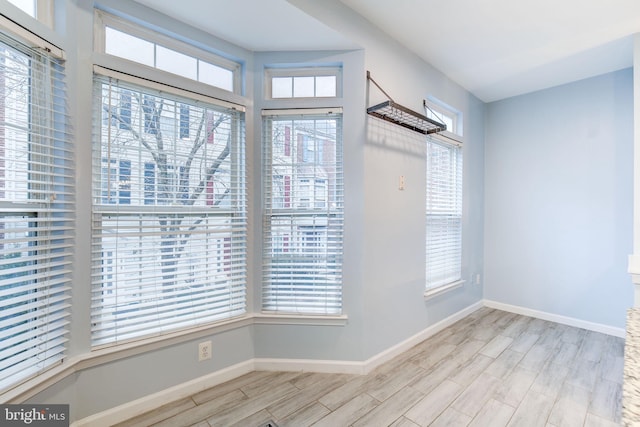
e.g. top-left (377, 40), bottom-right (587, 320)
top-left (102, 104), bottom-right (159, 164)
top-left (187, 132), bottom-right (231, 205)
top-left (180, 112), bottom-right (228, 202)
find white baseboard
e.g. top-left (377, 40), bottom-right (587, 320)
top-left (254, 358), bottom-right (367, 375)
top-left (71, 360), bottom-right (255, 427)
top-left (72, 300), bottom-right (485, 426)
top-left (483, 299), bottom-right (626, 338)
top-left (362, 300), bottom-right (484, 373)
top-left (253, 300), bottom-right (485, 376)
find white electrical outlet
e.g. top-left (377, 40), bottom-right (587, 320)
top-left (198, 340), bottom-right (212, 361)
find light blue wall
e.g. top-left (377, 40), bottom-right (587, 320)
top-left (484, 69), bottom-right (634, 328)
top-left (289, 0), bottom-right (485, 358)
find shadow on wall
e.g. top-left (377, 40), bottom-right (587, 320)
top-left (365, 115), bottom-right (427, 158)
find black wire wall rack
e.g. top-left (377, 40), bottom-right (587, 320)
top-left (366, 71), bottom-right (446, 135)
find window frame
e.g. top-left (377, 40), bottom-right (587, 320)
top-left (265, 67), bottom-right (342, 100)
top-left (90, 68), bottom-right (248, 349)
top-left (261, 108), bottom-right (345, 316)
top-left (6, 0), bottom-right (54, 28)
top-left (0, 23), bottom-right (73, 392)
top-left (94, 10), bottom-right (243, 95)
top-left (424, 98), bottom-right (463, 139)
top-left (424, 100), bottom-right (464, 299)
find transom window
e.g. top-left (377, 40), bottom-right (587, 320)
top-left (95, 11), bottom-right (241, 94)
top-left (6, 0), bottom-right (54, 28)
top-left (266, 68), bottom-right (341, 99)
top-left (8, 0), bottom-right (36, 17)
top-left (425, 99), bottom-right (462, 137)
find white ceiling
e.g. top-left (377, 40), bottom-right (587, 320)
top-left (133, 0), bottom-right (640, 102)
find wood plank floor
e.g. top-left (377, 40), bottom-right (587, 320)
top-left (114, 308), bottom-right (624, 427)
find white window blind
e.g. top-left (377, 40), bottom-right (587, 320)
top-left (262, 110), bottom-right (343, 314)
top-left (426, 136), bottom-right (463, 289)
top-left (91, 73), bottom-right (246, 348)
top-left (0, 31), bottom-right (73, 390)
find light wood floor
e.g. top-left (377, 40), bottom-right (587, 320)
top-left (114, 308), bottom-right (624, 427)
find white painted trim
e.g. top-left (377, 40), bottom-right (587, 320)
top-left (262, 107), bottom-right (343, 116)
top-left (255, 300), bottom-right (483, 375)
top-left (254, 358), bottom-right (365, 375)
top-left (0, 14), bottom-right (64, 59)
top-left (628, 254), bottom-right (640, 276)
top-left (424, 280), bottom-right (466, 300)
top-left (362, 300), bottom-right (483, 373)
top-left (253, 313), bottom-right (348, 326)
top-left (483, 299), bottom-right (626, 338)
top-left (93, 64), bottom-right (247, 112)
top-left (71, 360), bottom-right (255, 427)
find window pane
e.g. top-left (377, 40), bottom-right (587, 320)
top-left (97, 85), bottom-right (240, 207)
top-left (7, 0), bottom-right (35, 17)
top-left (263, 115), bottom-right (343, 315)
top-left (157, 45), bottom-right (197, 81)
top-left (1, 47), bottom-right (30, 203)
top-left (92, 77), bottom-right (247, 347)
top-left (315, 76), bottom-right (336, 97)
top-left (93, 213), bottom-right (245, 345)
top-left (105, 27), bottom-right (154, 67)
top-left (293, 76), bottom-right (314, 98)
top-left (198, 60), bottom-right (234, 92)
top-left (271, 77), bottom-right (292, 98)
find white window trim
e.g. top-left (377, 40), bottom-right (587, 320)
top-left (424, 279), bottom-right (465, 300)
top-left (6, 0), bottom-right (54, 28)
top-left (94, 10), bottom-right (243, 94)
top-left (253, 313), bottom-right (348, 326)
top-left (425, 102), bottom-right (464, 295)
top-left (0, 13), bottom-right (62, 58)
top-left (93, 65), bottom-right (245, 113)
top-left (261, 108), bottom-right (345, 316)
top-left (90, 70), bottom-right (248, 348)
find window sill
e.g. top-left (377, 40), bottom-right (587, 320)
top-left (253, 313), bottom-right (348, 326)
top-left (424, 280), bottom-right (466, 301)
